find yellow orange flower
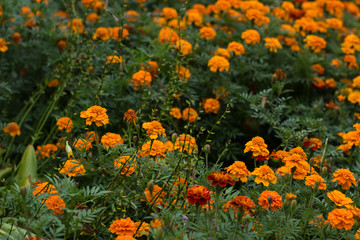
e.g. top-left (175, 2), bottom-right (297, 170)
top-left (215, 48), bottom-right (230, 60)
top-left (258, 190), bottom-right (283, 211)
top-left (182, 108), bottom-right (198, 123)
top-left (114, 156), bottom-right (136, 175)
top-left (332, 169), bottom-right (357, 190)
top-left (0, 38), bottom-right (10, 52)
top-left (304, 35), bottom-right (326, 53)
top-left (73, 138), bottom-right (92, 151)
top-left (3, 122), bottom-right (21, 137)
top-left (227, 42), bottom-right (245, 55)
top-left (305, 174), bottom-right (327, 190)
top-left (252, 165), bottom-right (277, 186)
top-left (170, 108), bottom-right (182, 119)
top-left (203, 98), bottom-right (220, 114)
top-left (244, 136), bottom-right (269, 160)
top-left (93, 27), bottom-right (110, 41)
top-left (140, 140), bottom-right (166, 158)
top-left (134, 222), bottom-right (150, 237)
top-left (86, 12), bottom-right (100, 22)
top-left (264, 37), bottom-right (282, 53)
top-left (187, 185), bottom-right (211, 205)
top-left (67, 19), bottom-right (84, 34)
top-left (175, 39), bottom-right (192, 55)
top-left (176, 65), bottom-right (191, 81)
top-left (131, 70), bottom-right (152, 90)
top-left (123, 109), bottom-right (137, 125)
top-left (150, 218), bottom-right (164, 228)
top-left (106, 55), bottom-right (122, 64)
top-left (283, 153), bottom-right (310, 173)
top-left (59, 159), bottom-right (86, 177)
top-left (158, 27), bottom-right (179, 44)
top-left (109, 218), bottom-right (136, 236)
top-left (36, 144), bottom-right (58, 159)
top-left (80, 105), bottom-right (109, 127)
top-left (144, 184), bottom-right (165, 205)
top-left (327, 190), bottom-right (353, 207)
top-left (56, 117), bottom-right (73, 132)
top-left (208, 56), bottom-right (230, 72)
top-left (32, 182), bottom-right (58, 196)
top-left (142, 121), bottom-right (166, 139)
top-left (101, 133), bottom-right (124, 148)
top-left (241, 29), bottom-right (260, 44)
top-left (327, 208), bottom-right (354, 230)
top-left (207, 171), bottom-right (234, 187)
top-left (45, 195), bottom-right (65, 215)
top-left (199, 26), bottom-right (216, 40)
top-left (174, 134), bottom-right (198, 153)
top-left (225, 161), bottom-right (251, 182)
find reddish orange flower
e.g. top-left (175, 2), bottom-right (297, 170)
top-left (187, 185), bottom-right (211, 205)
top-left (303, 137), bottom-right (322, 150)
top-left (3, 122), bottom-right (21, 137)
top-left (45, 195), bottom-right (66, 215)
top-left (123, 109), bottom-right (137, 125)
top-left (207, 171), bottom-right (234, 187)
top-left (258, 190), bottom-right (283, 211)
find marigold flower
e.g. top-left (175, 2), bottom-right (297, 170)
top-left (241, 29), bottom-right (260, 44)
top-left (36, 144), bottom-right (58, 159)
top-left (244, 136), bottom-right (269, 160)
top-left (101, 133), bottom-right (124, 148)
top-left (199, 26), bottom-right (216, 40)
top-left (59, 159), bottom-right (86, 177)
top-left (227, 42), bottom-right (245, 55)
top-left (285, 193), bottom-right (297, 201)
top-left (73, 138), bottom-right (92, 151)
top-left (304, 137), bottom-right (322, 150)
top-left (0, 38), bottom-right (10, 52)
top-left (140, 140), bottom-right (167, 158)
top-left (150, 218), bottom-right (164, 228)
top-left (283, 153), bottom-right (310, 173)
top-left (123, 109), bottom-right (137, 125)
top-left (174, 134), bottom-right (198, 153)
top-left (24, 237), bottom-right (43, 240)
top-left (48, 79), bottom-right (60, 87)
top-left (86, 131), bottom-right (99, 143)
top-left (327, 208), bottom-right (354, 230)
top-left (12, 33), bottom-right (21, 44)
top-left (111, 27), bottom-right (129, 40)
top-left (170, 108), bottom-right (182, 119)
top-left (115, 236), bottom-right (136, 240)
top-left (344, 54), bottom-right (359, 69)
top-left (161, 7), bottom-right (178, 20)
top-left (45, 195), bottom-right (65, 215)
top-left (125, 10), bottom-right (140, 22)
top-left (93, 27), bottom-right (110, 41)
top-left (134, 222), bottom-right (150, 237)
top-left (264, 37), bottom-right (282, 53)
top-left (80, 105), bottom-right (109, 127)
top-left (32, 182), bottom-right (58, 196)
top-left (332, 169), bottom-right (357, 190)
top-left (176, 65), bottom-right (191, 81)
top-left (106, 56), bottom-right (122, 64)
top-left (159, 27), bottom-right (179, 44)
top-left (225, 161), bottom-right (251, 182)
top-left (68, 19), bottom-right (84, 34)
top-left (56, 117), bottom-right (73, 132)
top-left (305, 174), bottom-right (327, 190)
top-left (144, 184), bottom-right (165, 205)
top-left (86, 12), bottom-right (100, 22)
top-left (258, 190), bottom-right (283, 211)
top-left (304, 35), bottom-right (326, 53)
top-left (175, 39), bottom-right (192, 55)
top-left (3, 122), bottom-right (21, 137)
top-left (114, 156), bottom-right (136, 175)
top-left (142, 121), bottom-right (166, 139)
top-left (131, 70), bottom-right (152, 90)
top-left (203, 98), bottom-right (220, 114)
top-left (356, 229), bottom-right (360, 240)
top-left (186, 10), bottom-right (203, 26)
top-left (327, 190), bottom-right (353, 207)
top-left (228, 196), bottom-right (255, 215)
top-left (187, 185), bottom-right (211, 205)
top-left (207, 171), bottom-right (234, 187)
top-left (208, 56), bottom-right (230, 72)
top-left (251, 165), bottom-right (277, 186)
top-left (182, 108), bottom-right (198, 123)
top-left (141, 61), bottom-right (159, 76)
top-left (109, 218), bottom-right (136, 236)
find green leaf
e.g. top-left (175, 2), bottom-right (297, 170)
top-left (16, 145), bottom-right (38, 187)
top-left (0, 166), bottom-right (12, 179)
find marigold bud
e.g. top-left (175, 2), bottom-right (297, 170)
top-left (171, 133), bottom-right (178, 143)
top-left (284, 172), bottom-right (290, 182)
top-left (147, 180), bottom-right (154, 197)
top-left (132, 135), bottom-right (138, 142)
top-left (290, 200), bottom-right (297, 209)
top-left (309, 158), bottom-right (314, 166)
top-left (203, 144), bottom-right (210, 153)
top-left (65, 141), bottom-right (74, 159)
top-left (20, 186), bottom-right (27, 198)
top-left (321, 167), bottom-right (328, 177)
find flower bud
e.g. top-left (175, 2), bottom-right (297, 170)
top-left (132, 135), bottom-right (138, 142)
top-left (20, 186), bottom-right (27, 198)
top-left (147, 180), bottom-right (154, 197)
top-left (193, 148), bottom-right (198, 155)
top-left (203, 144), bottom-right (210, 153)
top-left (284, 172), bottom-right (290, 182)
top-left (309, 158), bottom-right (314, 166)
top-left (66, 141), bottom-right (74, 159)
top-left (290, 200), bottom-right (297, 209)
top-left (267, 196), bottom-right (273, 205)
top-left (181, 214), bottom-right (189, 222)
top-left (321, 167), bottom-right (328, 177)
top-left (172, 133), bottom-right (178, 143)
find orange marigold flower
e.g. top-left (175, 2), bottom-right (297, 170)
top-left (80, 105), bottom-right (109, 127)
top-left (187, 185), bottom-right (211, 205)
top-left (140, 140), bottom-right (166, 158)
top-left (125, 10), bottom-right (140, 22)
top-left (176, 65), bottom-right (191, 81)
top-left (159, 27), bottom-right (179, 44)
top-left (36, 144), bottom-right (58, 159)
top-left (3, 122), bottom-right (21, 137)
top-left (134, 222), bottom-right (150, 237)
top-left (215, 48), bottom-right (230, 60)
top-left (101, 133), bottom-right (124, 148)
top-left (258, 190), bottom-right (283, 211)
top-left (182, 108), bottom-right (198, 123)
top-left (251, 165), bottom-right (277, 186)
top-left (344, 54), bottom-right (359, 69)
top-left (150, 218), bottom-right (164, 228)
top-left (207, 171), bottom-right (234, 187)
top-left (67, 19), bottom-right (84, 34)
top-left (164, 140), bottom-right (174, 152)
top-left (304, 35), bottom-right (326, 53)
top-left (327, 208), bottom-right (354, 230)
top-left (48, 79), bottom-right (60, 87)
top-left (141, 61), bottom-right (159, 76)
top-left (228, 196), bottom-right (255, 215)
top-left (86, 131), bottom-right (99, 143)
top-left (304, 137), bottom-right (322, 150)
top-left (73, 138), bottom-right (92, 151)
top-left (93, 27), bottom-right (110, 41)
top-left (332, 169), bottom-right (357, 190)
top-left (285, 193), bottom-right (297, 201)
top-left (123, 109), bottom-right (137, 125)
top-left (114, 156), bottom-right (136, 175)
top-left (59, 159), bottom-right (86, 177)
top-left (305, 174), bottom-right (327, 190)
top-left (32, 182), bottom-right (58, 196)
top-left (45, 195), bottom-right (66, 215)
top-left (203, 98), bottom-right (220, 114)
top-left (24, 237), bottom-right (43, 240)
top-left (56, 117), bottom-right (73, 132)
top-left (144, 184), bottom-right (165, 205)
top-left (327, 190), bottom-right (353, 207)
top-left (109, 218), bottom-right (136, 236)
top-left (12, 33), bottom-right (21, 44)
top-left (225, 161), bottom-right (251, 182)
top-left (131, 70), bottom-right (152, 90)
top-left (283, 153), bottom-right (310, 173)
top-left (106, 55), bottom-right (122, 64)
top-left (174, 134), bottom-right (198, 153)
top-left (142, 121), bottom-right (166, 139)
top-left (111, 27), bottom-right (129, 40)
top-left (264, 37), bottom-right (282, 53)
top-left (0, 38), bottom-right (10, 52)
top-left (356, 228), bottom-right (360, 239)
top-left (199, 26), bottom-right (216, 40)
top-left (244, 136), bottom-right (269, 160)
top-left (227, 41), bottom-right (245, 55)
top-left (241, 29), bottom-right (260, 44)
top-left (175, 39), bottom-right (192, 55)
top-left (208, 56), bottom-right (230, 72)
top-left (161, 7), bottom-right (178, 20)
top-left (170, 108), bottom-right (182, 119)
top-left (115, 235), bottom-right (136, 240)
top-left (86, 12), bottom-right (100, 22)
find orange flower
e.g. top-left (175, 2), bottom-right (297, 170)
top-left (56, 117), bottom-right (73, 132)
top-left (241, 29), bottom-right (260, 44)
top-left (114, 156), bottom-right (136, 175)
top-left (332, 169), bottom-right (357, 190)
top-left (158, 27), bottom-right (179, 44)
top-left (86, 12), bottom-right (100, 22)
top-left (244, 136), bottom-right (269, 160)
top-left (57, 40), bottom-right (66, 51)
top-left (36, 144), bottom-right (58, 159)
top-left (327, 208), bottom-right (354, 230)
top-left (93, 27), bottom-right (110, 41)
top-left (344, 54), bottom-right (359, 69)
top-left (207, 171), bottom-right (234, 187)
top-left (215, 48), bottom-right (230, 60)
top-left (199, 27), bottom-right (216, 40)
top-left (115, 236), bottom-right (136, 240)
top-left (327, 190), bottom-right (353, 207)
top-left (109, 218), bottom-right (136, 236)
top-left (101, 133), bottom-right (124, 148)
top-left (174, 134), bottom-right (198, 153)
top-left (187, 185), bottom-right (211, 205)
top-left (80, 105), bottom-right (109, 127)
top-left (48, 79), bottom-right (60, 87)
top-left (144, 184), bottom-right (165, 205)
top-left (227, 42), bottom-right (245, 55)
top-left (203, 98), bottom-right (220, 114)
top-left (175, 39), bottom-right (192, 55)
top-left (303, 137), bottom-right (322, 150)
top-left (45, 195), bottom-right (65, 215)
top-left (283, 153), bottom-right (310, 173)
top-left (141, 61), bottom-right (159, 76)
top-left (131, 70), bottom-right (152, 90)
top-left (176, 65), bottom-right (191, 81)
top-left (140, 140), bottom-right (167, 158)
top-left (111, 27), bottom-right (129, 40)
top-left (12, 33), bottom-right (21, 44)
top-left (264, 37), bottom-right (282, 53)
top-left (258, 190), bottom-right (283, 211)
top-left (67, 19), bottom-right (84, 33)
top-left (106, 56), bottom-right (122, 64)
top-left (32, 182), bottom-right (58, 196)
top-left (285, 193), bottom-right (297, 201)
top-left (24, 237), bottom-right (43, 240)
top-left (3, 122), bottom-right (21, 137)
top-left (305, 174), bottom-right (327, 190)
top-left (73, 138), bottom-right (92, 151)
top-left (304, 35), bottom-right (326, 53)
top-left (225, 161), bottom-right (251, 182)
top-left (208, 56), bottom-right (230, 72)
top-left (170, 108), bottom-right (182, 119)
top-left (251, 165), bottom-right (277, 186)
top-left (86, 131), bottom-right (99, 143)
top-left (142, 121), bottom-right (166, 139)
top-left (59, 159), bottom-right (86, 177)
top-left (228, 196), bottom-right (255, 215)
top-left (125, 10), bottom-right (140, 22)
top-left (123, 109), bottom-right (137, 125)
top-left (355, 228), bottom-right (360, 240)
top-left (0, 38), bottom-right (10, 52)
top-left (134, 222), bottom-right (150, 237)
top-left (150, 218), bottom-right (164, 228)
top-left (182, 108), bottom-right (198, 123)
